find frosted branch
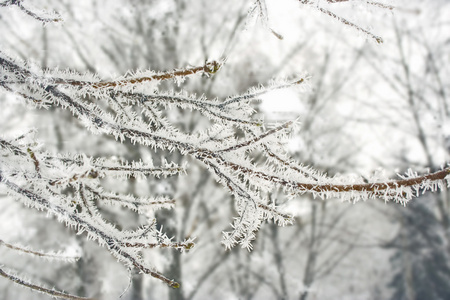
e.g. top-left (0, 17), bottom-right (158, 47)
top-left (0, 0), bottom-right (62, 23)
top-left (0, 266), bottom-right (93, 300)
top-left (0, 240), bottom-right (80, 261)
top-left (52, 60), bottom-right (223, 89)
top-left (298, 0), bottom-right (384, 43)
top-left (0, 3), bottom-right (447, 293)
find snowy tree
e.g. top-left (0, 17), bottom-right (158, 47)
top-left (0, 0), bottom-right (449, 299)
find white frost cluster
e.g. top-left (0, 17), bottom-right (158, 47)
top-left (1, 40), bottom-right (448, 287)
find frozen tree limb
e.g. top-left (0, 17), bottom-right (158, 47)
top-left (0, 266), bottom-right (94, 300)
top-left (0, 0), bottom-right (448, 297)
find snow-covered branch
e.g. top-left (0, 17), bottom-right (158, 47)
top-left (0, 0), bottom-right (448, 297)
top-left (0, 266), bottom-right (93, 300)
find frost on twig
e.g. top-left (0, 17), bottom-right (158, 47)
top-left (0, 134), bottom-right (188, 290)
top-left (1, 41), bottom-right (450, 291)
top-left (2, 49), bottom-right (449, 254)
top-left (0, 0), bottom-right (448, 294)
top-left (0, 0), bottom-right (62, 23)
top-left (262, 0), bottom-right (389, 43)
top-left (248, 0), bottom-right (390, 43)
top-left (0, 266), bottom-right (94, 300)
top-left (0, 239), bottom-right (81, 262)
